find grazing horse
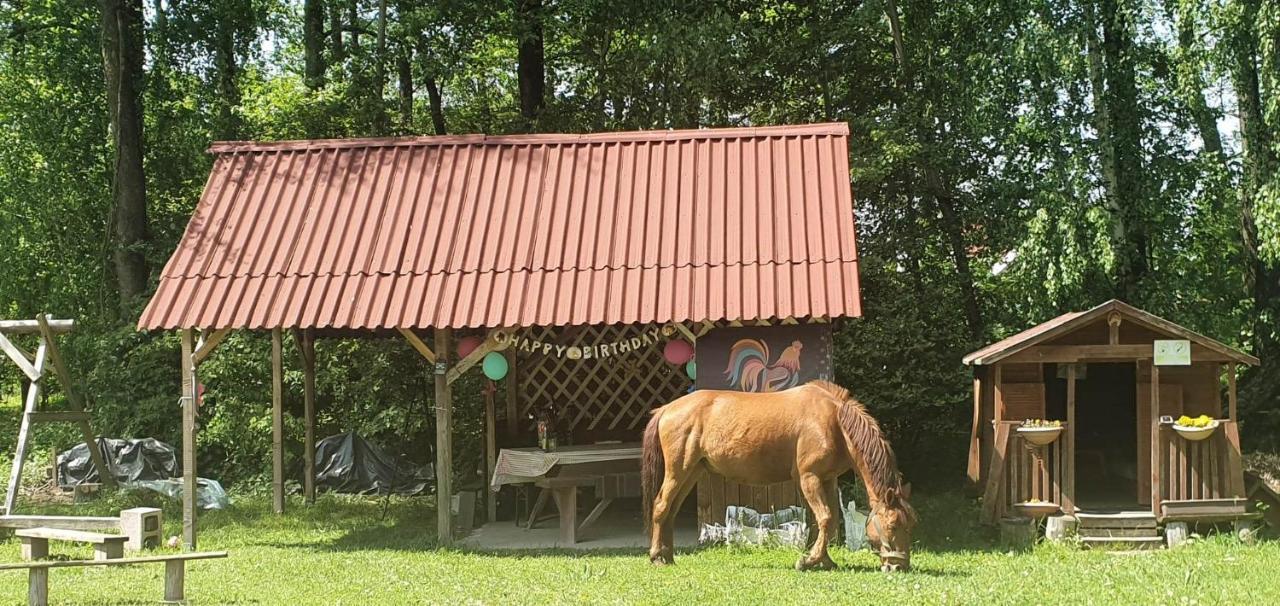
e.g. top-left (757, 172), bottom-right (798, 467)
top-left (642, 380), bottom-right (916, 571)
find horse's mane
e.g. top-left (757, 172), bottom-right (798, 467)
top-left (808, 380), bottom-right (914, 518)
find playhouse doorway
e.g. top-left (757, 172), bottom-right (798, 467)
top-left (1072, 363), bottom-right (1139, 508)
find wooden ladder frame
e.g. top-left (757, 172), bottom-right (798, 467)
top-left (0, 316), bottom-right (114, 514)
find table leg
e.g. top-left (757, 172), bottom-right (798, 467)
top-left (551, 486), bottom-right (577, 545)
top-left (526, 488), bottom-right (550, 529)
top-left (577, 498), bottom-right (613, 536)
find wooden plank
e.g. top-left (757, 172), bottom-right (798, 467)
top-left (980, 423), bottom-right (1011, 523)
top-left (1064, 364), bottom-right (1076, 514)
top-left (271, 328), bottom-right (285, 515)
top-left (1227, 363), bottom-right (1238, 422)
top-left (1223, 421), bottom-right (1246, 497)
top-left (1003, 344), bottom-right (1237, 364)
top-left (399, 328), bottom-right (436, 363)
top-left (0, 331), bottom-right (38, 380)
top-left (0, 551), bottom-right (227, 571)
top-left (1150, 363), bottom-right (1161, 516)
top-left (5, 341), bottom-right (47, 515)
top-left (505, 349), bottom-right (518, 436)
top-left (0, 318), bottom-right (74, 334)
top-left (165, 560), bottom-right (185, 602)
top-left (0, 515), bottom-right (119, 531)
top-left (29, 567), bottom-right (47, 606)
top-left (192, 328), bottom-right (230, 366)
top-left (180, 329), bottom-right (198, 550)
top-left (434, 328), bottom-right (454, 546)
top-left (992, 364), bottom-right (1003, 422)
top-left (484, 385), bottom-right (497, 523)
top-left (35, 315), bottom-right (114, 489)
top-left (967, 373), bottom-right (982, 485)
top-left (296, 329), bottom-right (317, 505)
top-left (15, 527), bottom-right (125, 543)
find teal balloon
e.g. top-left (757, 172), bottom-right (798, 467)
top-left (685, 360), bottom-right (696, 380)
top-left (482, 352), bottom-right (509, 381)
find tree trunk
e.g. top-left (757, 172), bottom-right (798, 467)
top-left (214, 15), bottom-right (242, 139)
top-left (1226, 0), bottom-right (1279, 356)
top-left (347, 0), bottom-right (360, 52)
top-left (330, 0), bottom-right (344, 63)
top-left (1097, 0), bottom-right (1147, 300)
top-left (515, 0), bottom-right (545, 129)
top-left (398, 44), bottom-right (413, 131)
top-left (303, 0), bottom-right (326, 89)
top-left (372, 0), bottom-right (388, 135)
top-left (100, 0), bottom-right (150, 314)
top-left (1163, 0), bottom-right (1225, 165)
top-left (884, 0), bottom-right (983, 339)
top-left (425, 75), bottom-right (446, 135)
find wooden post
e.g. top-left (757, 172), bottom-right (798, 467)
top-left (505, 349), bottom-right (518, 436)
top-left (298, 329), bottom-right (317, 505)
top-left (484, 385), bottom-right (497, 523)
top-left (271, 328), bottom-right (285, 514)
top-left (1150, 363), bottom-right (1161, 517)
top-left (1227, 362), bottom-right (1237, 422)
top-left (164, 560), bottom-right (185, 602)
top-left (967, 372), bottom-right (982, 486)
top-left (5, 340), bottom-right (47, 515)
top-left (28, 567), bottom-right (47, 606)
top-left (180, 329), bottom-right (198, 549)
top-left (992, 364), bottom-right (1004, 422)
top-left (35, 315), bottom-right (114, 489)
top-left (1064, 363), bottom-right (1076, 514)
top-left (433, 328), bottom-right (454, 545)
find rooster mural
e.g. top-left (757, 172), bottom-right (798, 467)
top-left (722, 339), bottom-right (804, 393)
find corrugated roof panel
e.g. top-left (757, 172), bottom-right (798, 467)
top-left (139, 123), bottom-right (862, 330)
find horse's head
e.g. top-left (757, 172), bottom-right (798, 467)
top-left (866, 483), bottom-right (915, 572)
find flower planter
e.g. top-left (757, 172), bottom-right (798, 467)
top-left (1016, 425), bottom-right (1063, 446)
top-left (1014, 501), bottom-right (1061, 518)
top-left (1172, 420), bottom-right (1219, 442)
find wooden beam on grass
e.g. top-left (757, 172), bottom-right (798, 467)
top-left (0, 332), bottom-right (38, 381)
top-left (294, 329), bottom-right (317, 505)
top-left (179, 329), bottom-right (198, 549)
top-left (35, 315), bottom-right (114, 489)
top-left (271, 328), bottom-right (285, 515)
top-left (399, 328), bottom-right (436, 363)
top-left (433, 328), bottom-right (454, 546)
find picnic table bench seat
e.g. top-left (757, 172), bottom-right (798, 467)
top-left (0, 550), bottom-right (228, 606)
top-left (16, 527), bottom-right (127, 561)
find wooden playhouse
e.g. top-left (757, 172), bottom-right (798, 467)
top-left (963, 300), bottom-right (1259, 542)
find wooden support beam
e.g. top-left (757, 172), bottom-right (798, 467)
top-left (673, 323), bottom-right (697, 343)
top-left (192, 329), bottom-right (230, 367)
top-left (966, 372), bottom-right (982, 486)
top-left (1107, 311), bottom-right (1122, 345)
top-left (0, 332), bottom-right (38, 381)
top-left (179, 329), bottom-right (198, 549)
top-left (399, 328), bottom-right (436, 364)
top-left (1003, 344), bottom-right (1236, 364)
top-left (433, 328), bottom-right (454, 546)
top-left (1151, 363), bottom-right (1161, 517)
top-left (484, 386), bottom-right (497, 523)
top-left (1064, 364), bottom-right (1076, 515)
top-left (445, 331), bottom-right (505, 385)
top-left (1227, 362), bottom-right (1238, 422)
top-left (271, 328), bottom-right (285, 515)
top-left (35, 315), bottom-right (114, 489)
top-left (505, 349), bottom-right (518, 436)
top-left (992, 364), bottom-right (1004, 422)
top-left (0, 319), bottom-right (74, 335)
top-left (295, 329), bottom-right (317, 505)
top-left (5, 341), bottom-right (47, 515)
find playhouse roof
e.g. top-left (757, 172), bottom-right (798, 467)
top-left (962, 300), bottom-right (1258, 366)
top-left (138, 123), bottom-right (861, 331)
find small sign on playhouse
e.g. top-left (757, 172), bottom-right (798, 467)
top-left (1154, 339), bottom-right (1192, 366)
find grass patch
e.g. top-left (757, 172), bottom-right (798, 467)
top-left (0, 490), bottom-right (1273, 604)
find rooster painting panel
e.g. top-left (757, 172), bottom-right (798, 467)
top-left (695, 324), bottom-right (833, 393)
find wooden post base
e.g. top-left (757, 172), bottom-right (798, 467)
top-left (1044, 515), bottom-right (1076, 542)
top-left (164, 559), bottom-right (185, 602)
top-left (999, 517), bottom-right (1037, 549)
top-left (28, 567), bottom-right (47, 606)
top-left (1165, 521), bottom-right (1189, 548)
top-left (20, 537), bottom-right (48, 561)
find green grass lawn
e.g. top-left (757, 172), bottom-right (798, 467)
top-left (0, 489), bottom-right (1274, 605)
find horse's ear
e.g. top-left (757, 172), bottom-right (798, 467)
top-left (901, 482), bottom-right (912, 500)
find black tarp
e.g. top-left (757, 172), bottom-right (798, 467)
top-left (314, 432), bottom-right (432, 496)
top-left (57, 438), bottom-right (178, 488)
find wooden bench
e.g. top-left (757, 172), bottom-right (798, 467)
top-left (16, 527), bottom-right (128, 561)
top-left (0, 551), bottom-right (228, 606)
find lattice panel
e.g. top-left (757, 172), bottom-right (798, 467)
top-left (515, 324), bottom-right (692, 440)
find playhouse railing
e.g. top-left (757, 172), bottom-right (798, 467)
top-left (981, 421), bottom-right (1070, 522)
top-left (1155, 420), bottom-right (1245, 516)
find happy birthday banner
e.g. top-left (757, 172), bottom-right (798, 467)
top-left (492, 324), bottom-right (678, 360)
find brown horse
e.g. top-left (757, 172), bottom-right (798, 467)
top-left (642, 380), bottom-right (916, 571)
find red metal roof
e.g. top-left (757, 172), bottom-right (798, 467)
top-left (139, 123), bottom-right (861, 330)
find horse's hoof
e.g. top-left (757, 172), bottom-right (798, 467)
top-left (796, 556), bottom-right (836, 571)
top-left (650, 554), bottom-right (673, 566)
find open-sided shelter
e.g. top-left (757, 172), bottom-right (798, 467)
top-left (138, 123), bottom-right (862, 547)
top-left (964, 300), bottom-right (1258, 525)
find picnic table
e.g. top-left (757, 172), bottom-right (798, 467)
top-left (491, 443), bottom-right (642, 544)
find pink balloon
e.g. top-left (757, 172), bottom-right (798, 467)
top-left (663, 339), bottom-right (694, 365)
top-left (456, 335), bottom-right (483, 359)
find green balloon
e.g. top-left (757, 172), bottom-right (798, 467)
top-left (685, 360), bottom-right (696, 380)
top-left (482, 352), bottom-right (509, 381)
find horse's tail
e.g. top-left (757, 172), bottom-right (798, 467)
top-left (641, 407), bottom-right (666, 535)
